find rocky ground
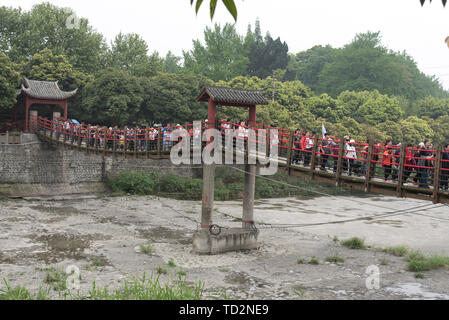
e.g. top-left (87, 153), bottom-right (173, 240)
top-left (1, 194), bottom-right (449, 300)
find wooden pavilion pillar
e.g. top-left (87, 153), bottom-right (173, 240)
top-left (25, 96), bottom-right (31, 133)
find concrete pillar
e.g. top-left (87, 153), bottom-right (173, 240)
top-left (200, 98), bottom-right (217, 230)
top-left (201, 163), bottom-right (215, 229)
top-left (242, 164), bottom-right (256, 229)
top-left (29, 110), bottom-right (38, 133)
top-left (243, 105), bottom-right (257, 229)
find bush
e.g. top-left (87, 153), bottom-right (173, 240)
top-left (406, 251), bottom-right (449, 272)
top-left (107, 170), bottom-right (159, 195)
top-left (383, 246), bottom-right (409, 257)
top-left (341, 237), bottom-right (366, 249)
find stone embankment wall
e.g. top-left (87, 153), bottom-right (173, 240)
top-left (0, 134), bottom-right (198, 197)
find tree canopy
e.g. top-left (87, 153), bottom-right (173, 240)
top-left (1, 3), bottom-right (449, 146)
top-left (0, 53), bottom-right (20, 111)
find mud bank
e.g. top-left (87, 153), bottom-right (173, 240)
top-left (0, 195), bottom-right (448, 300)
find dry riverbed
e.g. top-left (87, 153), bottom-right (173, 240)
top-left (1, 194), bottom-right (449, 300)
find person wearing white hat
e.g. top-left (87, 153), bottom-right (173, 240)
top-left (345, 139), bottom-right (357, 176)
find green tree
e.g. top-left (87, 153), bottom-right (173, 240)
top-left (0, 53), bottom-right (20, 111)
top-left (20, 49), bottom-right (92, 120)
top-left (163, 51), bottom-right (182, 74)
top-left (287, 45), bottom-right (335, 89)
top-left (139, 73), bottom-right (212, 124)
top-left (21, 48), bottom-right (91, 91)
top-left (417, 96), bottom-right (449, 119)
top-left (105, 32), bottom-right (163, 77)
top-left (402, 116), bottom-right (434, 143)
top-left (317, 31), bottom-right (448, 101)
top-left (431, 115), bottom-right (449, 145)
top-left (0, 3), bottom-right (106, 74)
top-left (376, 121), bottom-right (403, 143)
top-left (245, 20), bottom-right (289, 79)
top-left (183, 23), bottom-right (249, 81)
top-left (82, 68), bottom-right (143, 126)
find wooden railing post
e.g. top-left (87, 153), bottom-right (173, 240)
top-left (113, 131), bottom-right (117, 157)
top-left (86, 125), bottom-right (90, 153)
top-left (70, 125), bottom-right (74, 146)
top-left (335, 137), bottom-right (345, 187)
top-left (433, 146), bottom-right (443, 204)
top-left (123, 130), bottom-right (127, 158)
top-left (286, 131), bottom-right (294, 175)
top-left (63, 123), bottom-right (67, 146)
top-left (396, 143), bottom-right (407, 197)
top-left (157, 127), bottom-right (162, 158)
top-left (265, 127), bottom-right (271, 168)
top-left (145, 128), bottom-right (150, 159)
top-left (134, 127), bottom-right (138, 159)
top-left (103, 127), bottom-right (107, 156)
top-left (364, 140), bottom-right (374, 192)
top-left (94, 128), bottom-right (98, 154)
top-left (77, 125), bottom-right (82, 149)
top-left (310, 136), bottom-right (319, 175)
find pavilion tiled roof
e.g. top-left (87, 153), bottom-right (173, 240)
top-left (197, 86), bottom-right (268, 106)
top-left (18, 78), bottom-right (78, 100)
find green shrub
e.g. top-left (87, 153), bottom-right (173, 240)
top-left (406, 251), bottom-right (449, 272)
top-left (341, 237), bottom-right (365, 249)
top-left (383, 246), bottom-right (409, 257)
top-left (325, 255), bottom-right (345, 263)
top-left (107, 170), bottom-right (159, 195)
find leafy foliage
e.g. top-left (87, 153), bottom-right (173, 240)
top-left (183, 23), bottom-right (249, 81)
top-left (245, 20), bottom-right (289, 79)
top-left (105, 32), bottom-right (163, 77)
top-left (0, 53), bottom-right (20, 110)
top-left (82, 68), bottom-right (144, 126)
top-left (139, 73), bottom-right (212, 124)
top-left (0, 3), bottom-right (106, 74)
top-left (190, 0), bottom-right (237, 20)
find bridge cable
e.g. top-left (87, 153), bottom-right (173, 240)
top-left (228, 165), bottom-right (443, 212)
top-left (216, 203), bottom-right (442, 229)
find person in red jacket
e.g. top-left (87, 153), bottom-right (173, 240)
top-left (382, 141), bottom-right (395, 182)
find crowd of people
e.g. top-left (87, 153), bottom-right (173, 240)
top-left (289, 129), bottom-right (449, 191)
top-left (51, 118), bottom-right (449, 191)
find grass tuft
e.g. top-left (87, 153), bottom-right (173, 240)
top-left (139, 244), bottom-right (154, 254)
top-left (340, 237), bottom-right (365, 249)
top-left (85, 273), bottom-right (203, 300)
top-left (309, 257), bottom-right (319, 265)
top-left (325, 255), bottom-right (345, 264)
top-left (406, 250), bottom-right (449, 272)
top-left (44, 268), bottom-right (67, 292)
top-left (383, 246), bottom-right (409, 257)
top-left (167, 259), bottom-right (176, 268)
top-left (156, 266), bottom-right (168, 275)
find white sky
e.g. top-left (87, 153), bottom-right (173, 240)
top-left (2, 0), bottom-right (449, 90)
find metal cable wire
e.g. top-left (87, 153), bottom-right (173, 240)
top-left (228, 165), bottom-right (440, 212)
top-left (215, 203), bottom-right (441, 229)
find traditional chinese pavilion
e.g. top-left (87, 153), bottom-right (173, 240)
top-left (13, 78), bottom-right (77, 131)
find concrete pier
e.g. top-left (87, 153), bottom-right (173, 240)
top-left (192, 228), bottom-right (260, 255)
